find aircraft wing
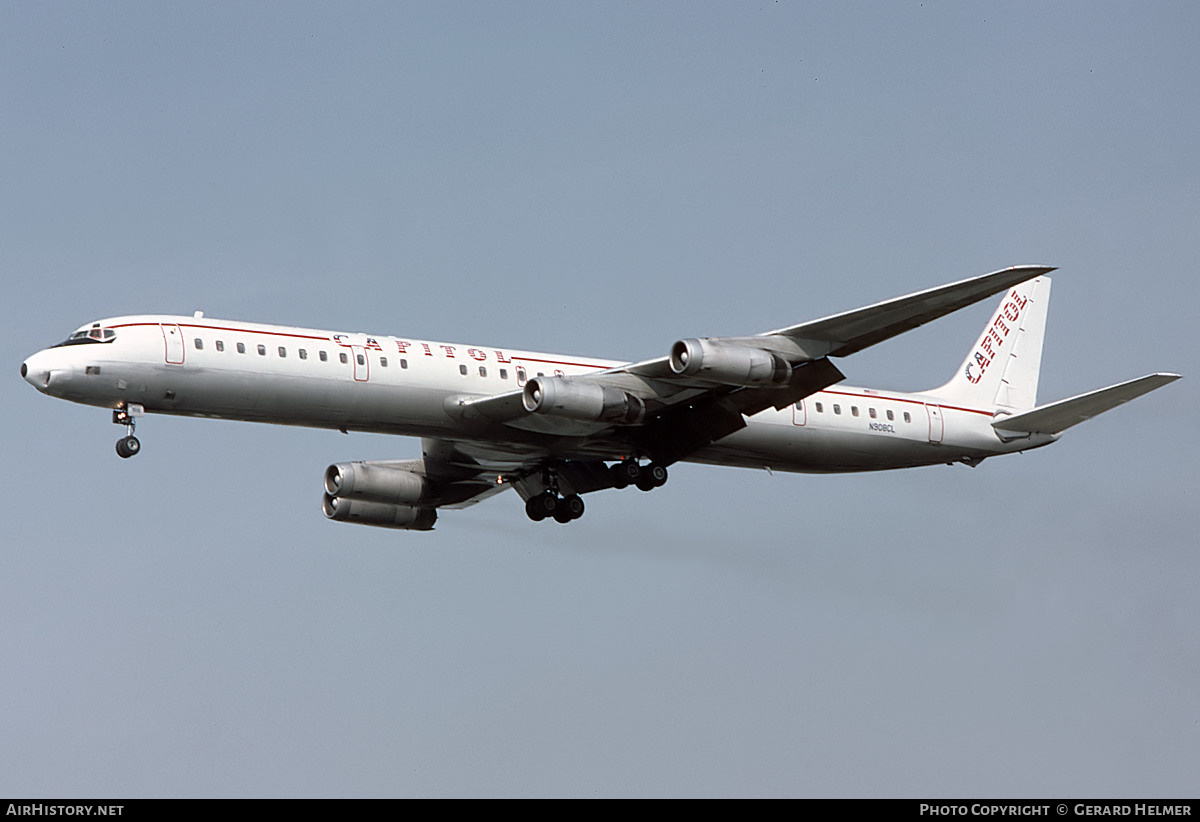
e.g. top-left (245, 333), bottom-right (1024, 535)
top-left (615, 264), bottom-right (1056, 377)
top-left (757, 264), bottom-right (1057, 357)
top-left (449, 265), bottom-right (1054, 463)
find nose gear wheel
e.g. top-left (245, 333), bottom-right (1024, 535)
top-left (112, 405), bottom-right (143, 458)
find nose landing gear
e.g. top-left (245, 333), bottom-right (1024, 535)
top-left (113, 404), bottom-right (143, 458)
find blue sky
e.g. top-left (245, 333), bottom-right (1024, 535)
top-left (2, 2), bottom-right (1197, 797)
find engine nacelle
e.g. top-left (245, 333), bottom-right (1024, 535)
top-left (323, 462), bottom-right (436, 530)
top-left (522, 377), bottom-right (645, 424)
top-left (668, 338), bottom-right (789, 387)
top-left (322, 495), bottom-right (437, 531)
top-left (324, 462), bottom-right (427, 504)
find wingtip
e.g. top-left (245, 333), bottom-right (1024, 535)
top-left (981, 264), bottom-right (1055, 283)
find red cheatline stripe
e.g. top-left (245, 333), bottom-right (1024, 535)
top-left (109, 322), bottom-right (994, 415)
top-left (820, 388), bottom-right (991, 417)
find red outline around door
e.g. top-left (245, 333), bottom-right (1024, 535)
top-left (792, 399), bottom-right (807, 426)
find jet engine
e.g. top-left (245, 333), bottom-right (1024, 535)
top-left (522, 377), bottom-right (645, 424)
top-left (321, 495), bottom-right (437, 530)
top-left (322, 462), bottom-right (436, 530)
top-left (668, 338), bottom-right (789, 387)
top-left (324, 462), bottom-right (427, 503)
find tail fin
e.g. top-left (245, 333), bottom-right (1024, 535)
top-left (933, 275), bottom-right (1050, 412)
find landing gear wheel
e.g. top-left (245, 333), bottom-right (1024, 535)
top-left (636, 463), bottom-right (668, 491)
top-left (525, 492), bottom-right (558, 522)
top-left (553, 494), bottom-right (585, 523)
top-left (116, 435), bottom-right (141, 459)
top-left (611, 461), bottom-right (640, 489)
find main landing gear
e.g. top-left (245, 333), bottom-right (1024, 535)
top-left (523, 460), bottom-right (669, 524)
top-left (113, 404), bottom-right (142, 459)
top-left (609, 460), bottom-right (668, 492)
top-left (525, 491), bottom-right (585, 524)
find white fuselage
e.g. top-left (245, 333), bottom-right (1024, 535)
top-left (21, 314), bottom-right (1054, 473)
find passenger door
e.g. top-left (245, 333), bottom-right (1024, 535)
top-left (161, 323), bottom-right (184, 365)
top-left (351, 345), bottom-right (369, 382)
top-left (926, 403), bottom-right (944, 444)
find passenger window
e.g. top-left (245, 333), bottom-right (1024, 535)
top-left (479, 366), bottom-right (486, 377)
top-left (356, 354), bottom-right (365, 366)
top-left (257, 345), bottom-right (266, 356)
top-left (869, 408), bottom-right (877, 419)
top-left (216, 340), bottom-right (225, 352)
top-left (400, 359), bottom-right (408, 369)
top-left (299, 349), bottom-right (307, 360)
top-left (851, 406), bottom-right (859, 417)
top-left (278, 347), bottom-right (287, 357)
top-left (886, 410), bottom-right (894, 421)
top-left (833, 404), bottom-right (841, 415)
top-left (319, 351), bottom-right (328, 362)
top-left (380, 357), bottom-right (388, 367)
top-left (459, 364), bottom-right (468, 375)
top-left (339, 353), bottom-right (348, 364)
top-left (194, 338), bottom-right (203, 350)
top-left (815, 402), bottom-right (823, 413)
top-left (904, 412), bottom-right (911, 423)
top-left (237, 342), bottom-right (246, 354)
top-left (499, 368), bottom-right (508, 380)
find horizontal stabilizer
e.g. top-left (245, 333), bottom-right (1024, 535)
top-left (991, 373), bottom-right (1180, 436)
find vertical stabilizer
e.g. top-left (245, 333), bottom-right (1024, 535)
top-left (933, 276), bottom-right (1050, 412)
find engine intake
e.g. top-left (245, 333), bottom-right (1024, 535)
top-left (522, 377), bottom-right (645, 424)
top-left (668, 338), bottom-right (789, 387)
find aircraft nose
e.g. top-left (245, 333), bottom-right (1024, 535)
top-left (21, 350), bottom-right (55, 391)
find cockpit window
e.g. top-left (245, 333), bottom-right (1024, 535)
top-left (54, 325), bottom-right (117, 347)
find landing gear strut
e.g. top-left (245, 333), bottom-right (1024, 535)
top-left (113, 404), bottom-right (142, 458)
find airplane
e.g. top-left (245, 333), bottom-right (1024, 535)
top-left (20, 265), bottom-right (1180, 530)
